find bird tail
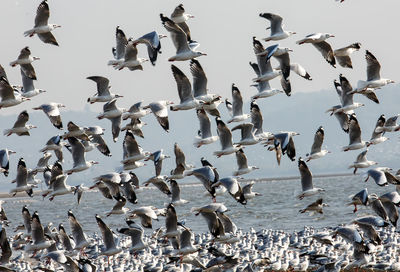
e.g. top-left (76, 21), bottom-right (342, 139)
top-left (107, 60), bottom-right (121, 66)
top-left (23, 29), bottom-right (34, 37)
top-left (3, 129), bottom-right (11, 136)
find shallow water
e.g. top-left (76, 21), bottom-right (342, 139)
top-left (1, 175), bottom-right (394, 236)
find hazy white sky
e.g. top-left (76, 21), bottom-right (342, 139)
top-left (0, 1), bottom-right (399, 190)
top-left (0, 0), bottom-right (398, 114)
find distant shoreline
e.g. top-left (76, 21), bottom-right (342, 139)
top-left (0, 172), bottom-right (354, 199)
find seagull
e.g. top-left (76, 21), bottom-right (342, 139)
top-left (3, 111), bottom-right (36, 136)
top-left (259, 13), bottom-right (296, 41)
top-left (380, 197), bottom-right (398, 227)
top-left (297, 158), bottom-right (324, 199)
top-left (120, 131), bottom-right (149, 165)
top-left (62, 121), bottom-right (90, 141)
top-left (170, 4), bottom-right (194, 41)
top-left (33, 103), bottom-right (65, 130)
top-left (106, 196), bottom-right (129, 217)
top-left (23, 0), bottom-right (60, 46)
top-left (225, 84), bottom-right (250, 123)
top-left (194, 109), bottom-right (219, 148)
top-left (375, 114), bottom-right (400, 133)
top-left (287, 63), bottom-right (312, 80)
top-left (364, 167), bottom-right (394, 186)
top-left (172, 142), bottom-right (192, 170)
top-left (170, 64), bottom-right (203, 111)
top-left (249, 62), bottom-right (282, 100)
top-left (250, 101), bottom-right (271, 140)
top-left (129, 207), bottom-right (158, 229)
top-left (260, 44), bottom-right (293, 80)
top-left (212, 177), bottom-right (247, 205)
top-left (24, 212), bottom-right (52, 253)
top-left (169, 179), bottom-right (188, 205)
top-left (242, 181), bottom-right (261, 199)
top-left (86, 76), bottom-right (123, 104)
top-left (332, 74), bottom-right (364, 114)
top-left (326, 80), bottom-right (351, 133)
top-left (122, 102), bottom-right (150, 120)
top-left (19, 68), bottom-right (45, 98)
top-left (95, 215), bottom-right (122, 257)
top-left (113, 39), bottom-right (148, 71)
top-left (299, 198), bottom-right (328, 214)
top-left (342, 114), bottom-right (366, 151)
top-left (232, 123), bottom-right (260, 146)
top-left (117, 227), bottom-right (147, 252)
top-left (108, 26), bottom-right (127, 67)
top-left (163, 203), bottom-right (179, 238)
top-left (93, 173), bottom-right (122, 199)
top-left (46, 172), bottom-right (73, 201)
top-left (233, 149), bottom-right (259, 176)
top-left (190, 60), bottom-right (221, 111)
top-left (9, 47), bottom-right (39, 80)
top-left (132, 31), bottom-right (167, 66)
top-left (305, 126), bottom-right (330, 162)
top-left (266, 132), bottom-right (298, 162)
top-left (334, 43), bottom-right (361, 68)
top-left (367, 114), bottom-right (388, 146)
top-left (186, 166), bottom-right (217, 200)
top-left (251, 38), bottom-right (281, 85)
top-left (214, 117), bottom-right (239, 157)
top-left (40, 135), bottom-right (64, 161)
top-left (144, 101), bottom-right (173, 132)
top-left (33, 152), bottom-right (51, 173)
top-left (9, 158), bottom-right (34, 197)
top-left (296, 33), bottom-right (336, 67)
top-left (119, 174), bottom-right (138, 204)
top-left (356, 50), bottom-right (395, 91)
top-left (65, 137), bottom-right (98, 175)
top-left (97, 99), bottom-right (125, 142)
top-left (160, 14), bottom-right (206, 61)
top-left (348, 150), bottom-right (377, 174)
top-left (0, 77), bottom-right (30, 108)
top-left (348, 188), bottom-right (368, 213)
top-left (172, 228), bottom-right (199, 256)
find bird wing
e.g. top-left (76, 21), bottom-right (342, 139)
top-left (310, 127), bottom-right (324, 154)
top-left (235, 149), bottom-right (248, 170)
top-left (37, 32), bottom-right (58, 46)
top-left (216, 119), bottom-right (233, 150)
top-left (20, 68), bottom-right (34, 92)
top-left (165, 204), bottom-right (178, 234)
top-left (68, 137), bottom-right (86, 167)
top-left (365, 50), bottom-right (381, 81)
top-left (190, 59), bottom-right (208, 97)
top-left (124, 42), bottom-right (138, 61)
top-left (197, 109), bottom-right (212, 138)
top-left (95, 215), bottom-right (116, 250)
top-left (299, 159), bottom-right (313, 191)
top-left (13, 111), bottom-right (29, 128)
top-left (114, 26), bottom-right (128, 59)
top-left (31, 213), bottom-right (46, 244)
top-left (259, 13), bottom-right (284, 35)
top-left (87, 76), bottom-right (110, 97)
top-left (16, 159), bottom-right (28, 187)
top-left (171, 65), bottom-right (193, 103)
top-left (348, 115), bottom-right (362, 145)
top-left (160, 15), bottom-right (190, 54)
top-left (312, 41), bottom-right (336, 67)
top-left (0, 77), bottom-right (16, 101)
top-left (231, 85), bottom-right (243, 117)
top-left (250, 102), bottom-right (263, 135)
top-left (34, 0), bottom-right (50, 27)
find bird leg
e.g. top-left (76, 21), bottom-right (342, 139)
top-left (353, 204), bottom-right (358, 213)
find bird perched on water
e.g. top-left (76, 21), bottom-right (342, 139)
top-left (259, 13), bottom-right (296, 41)
top-left (3, 111), bottom-right (36, 136)
top-left (33, 103), bottom-right (65, 130)
top-left (24, 0), bottom-right (60, 46)
top-left (296, 33), bottom-right (336, 67)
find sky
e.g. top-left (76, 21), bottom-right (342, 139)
top-left (0, 1), bottom-right (398, 190)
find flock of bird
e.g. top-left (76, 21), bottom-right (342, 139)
top-left (0, 1), bottom-right (399, 271)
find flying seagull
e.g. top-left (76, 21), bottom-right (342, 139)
top-left (296, 33), bottom-right (336, 67)
top-left (33, 103), bottom-right (65, 130)
top-left (259, 13), bottom-right (296, 41)
top-left (9, 47), bottom-right (39, 80)
top-left (24, 0), bottom-right (61, 46)
top-left (3, 110), bottom-right (36, 136)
